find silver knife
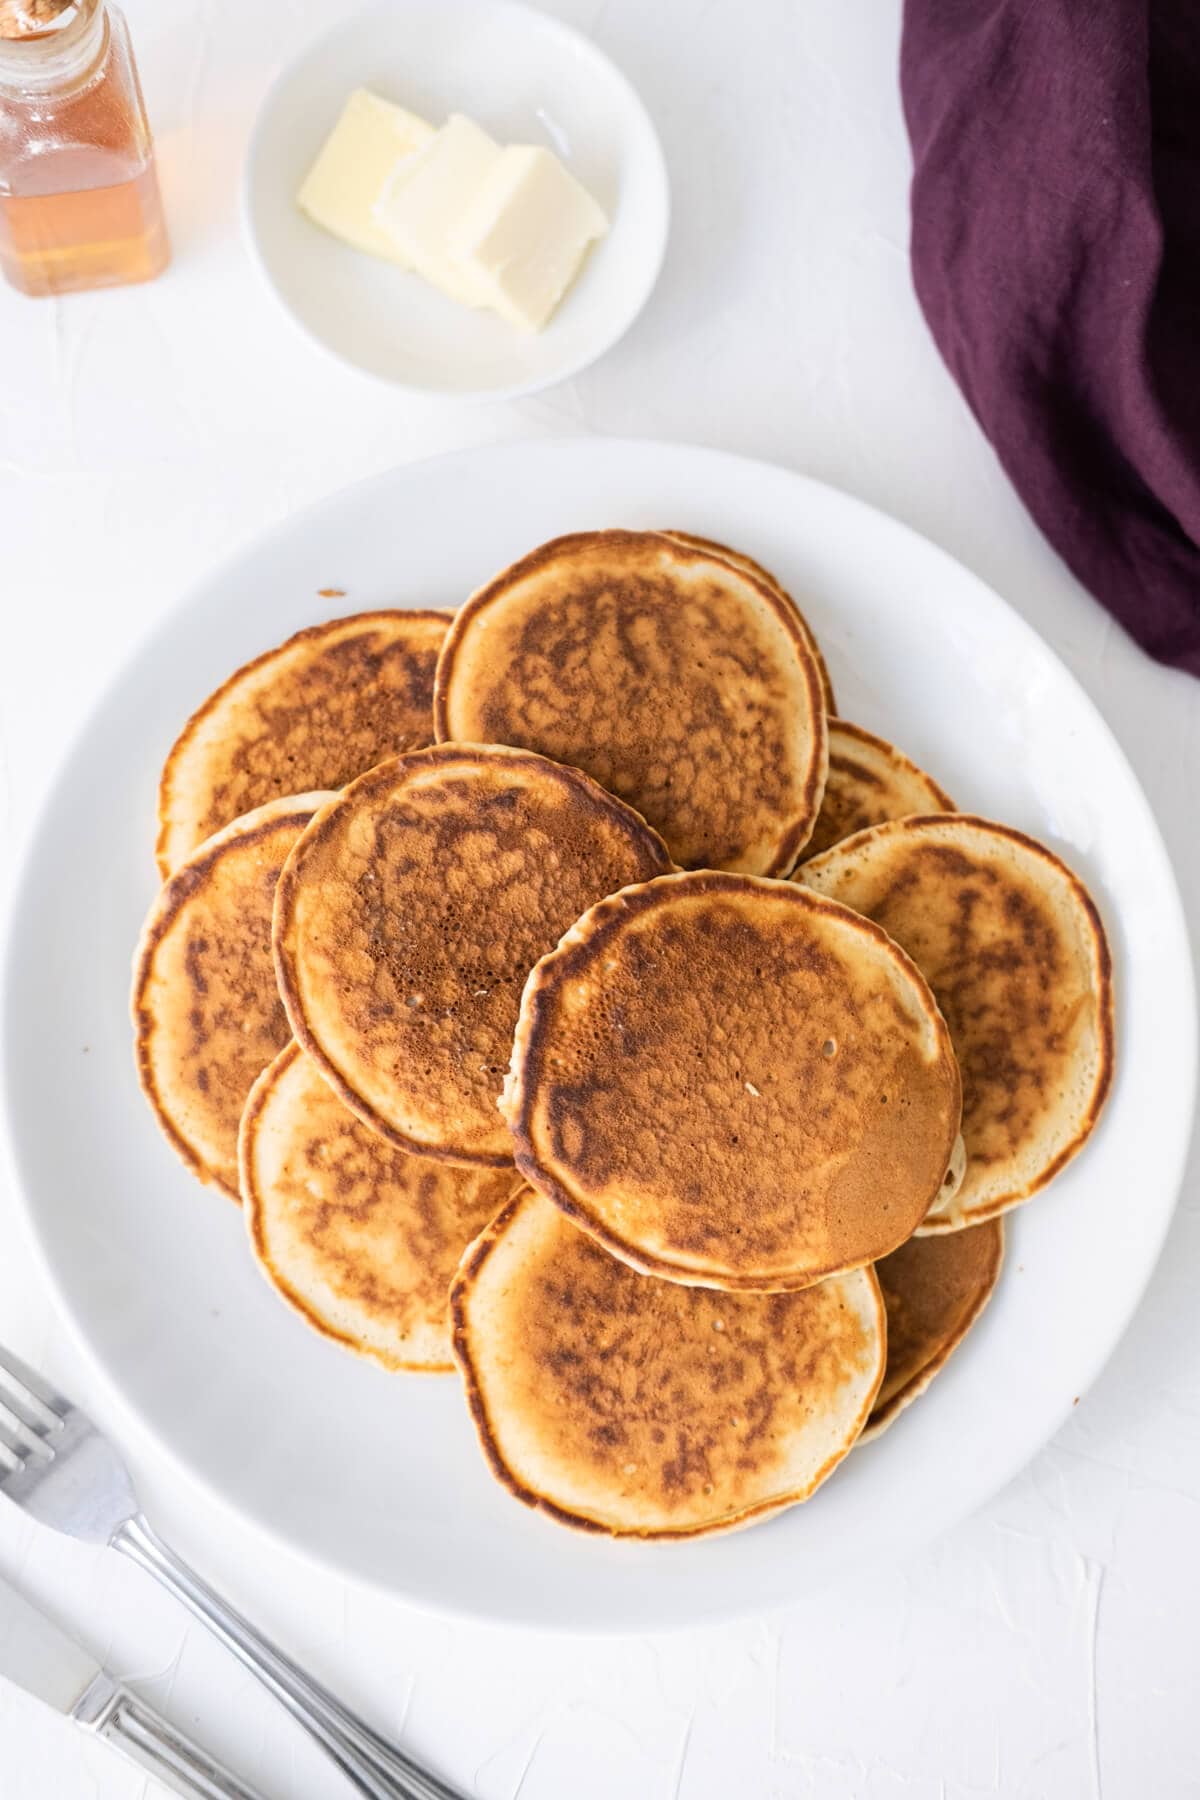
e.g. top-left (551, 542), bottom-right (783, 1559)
top-left (0, 1572), bottom-right (270, 1800)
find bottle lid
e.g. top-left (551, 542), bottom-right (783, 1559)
top-left (0, 1), bottom-right (77, 39)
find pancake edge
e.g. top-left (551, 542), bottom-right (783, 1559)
top-left (156, 608), bottom-right (451, 879)
top-left (239, 1041), bottom-right (511, 1372)
top-left (859, 1217), bottom-right (1005, 1443)
top-left (825, 718), bottom-right (956, 814)
top-left (432, 529), bottom-right (830, 877)
top-left (449, 1188), bottom-right (888, 1540)
top-left (659, 527), bottom-right (838, 716)
top-left (799, 813), bottom-right (1116, 1231)
top-left (132, 792), bottom-right (335, 1201)
top-left (272, 742), bottom-right (672, 1169)
top-left (503, 867), bottom-right (963, 1292)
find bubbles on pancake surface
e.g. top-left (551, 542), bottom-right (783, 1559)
top-left (273, 745), bottom-right (672, 1166)
top-left (798, 815), bottom-right (1114, 1230)
top-left (505, 871), bottom-right (962, 1290)
top-left (434, 530), bottom-right (829, 875)
top-left (451, 1189), bottom-right (885, 1537)
top-left (241, 1043), bottom-right (515, 1371)
top-left (157, 611), bottom-right (450, 877)
top-left (133, 794), bottom-right (331, 1198)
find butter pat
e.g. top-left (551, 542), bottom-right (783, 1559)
top-left (297, 89), bottom-right (434, 265)
top-left (375, 114), bottom-right (502, 308)
top-left (449, 145), bottom-right (609, 331)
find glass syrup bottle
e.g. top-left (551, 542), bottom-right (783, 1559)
top-left (0, 0), bottom-right (169, 296)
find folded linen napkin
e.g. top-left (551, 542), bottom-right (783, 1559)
top-left (901, 0), bottom-right (1200, 676)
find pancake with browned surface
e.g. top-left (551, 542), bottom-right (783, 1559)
top-left (807, 719), bottom-right (955, 859)
top-left (662, 529), bottom-right (837, 714)
top-left (434, 530), bottom-right (828, 875)
top-left (240, 1043), bottom-right (515, 1371)
top-left (157, 610), bottom-right (450, 877)
top-left (133, 793), bottom-right (332, 1198)
top-left (274, 745), bottom-right (672, 1167)
top-left (503, 870), bottom-right (962, 1291)
top-left (798, 816), bottom-right (1114, 1230)
top-left (863, 1218), bottom-right (1004, 1439)
top-left (451, 1188), bottom-right (884, 1538)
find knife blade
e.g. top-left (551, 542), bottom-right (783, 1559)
top-left (0, 1573), bottom-right (270, 1800)
top-left (0, 1569), bottom-right (98, 1713)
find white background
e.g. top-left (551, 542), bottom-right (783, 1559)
top-left (1, 2), bottom-right (1198, 1796)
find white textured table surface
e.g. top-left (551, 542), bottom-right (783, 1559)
top-left (2, 3), bottom-right (1198, 1796)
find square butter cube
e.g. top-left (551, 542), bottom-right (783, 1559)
top-left (375, 114), bottom-right (503, 308)
top-left (296, 88), bottom-right (434, 265)
top-left (448, 145), bottom-right (609, 332)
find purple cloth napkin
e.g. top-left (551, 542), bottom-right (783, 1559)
top-left (900, 1), bottom-right (1200, 676)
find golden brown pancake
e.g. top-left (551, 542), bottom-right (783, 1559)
top-left (132, 793), bottom-right (332, 1198)
top-left (863, 1218), bottom-right (1004, 1439)
top-left (661, 529), bottom-right (837, 714)
top-left (451, 1188), bottom-right (885, 1538)
top-left (807, 720), bottom-right (955, 859)
top-left (434, 530), bottom-right (828, 875)
top-left (798, 816), bottom-right (1114, 1230)
top-left (503, 869), bottom-right (962, 1290)
top-left (156, 610), bottom-right (450, 877)
top-left (273, 745), bottom-right (672, 1168)
top-left (239, 1043), bottom-right (516, 1371)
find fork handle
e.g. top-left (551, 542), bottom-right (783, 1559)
top-left (112, 1514), bottom-right (463, 1800)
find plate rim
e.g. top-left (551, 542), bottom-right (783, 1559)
top-left (2, 435), bottom-right (1195, 1633)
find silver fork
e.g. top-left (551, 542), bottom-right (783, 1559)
top-left (0, 1342), bottom-right (464, 1800)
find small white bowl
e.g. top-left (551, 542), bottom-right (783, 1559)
top-left (243, 0), bottom-right (670, 401)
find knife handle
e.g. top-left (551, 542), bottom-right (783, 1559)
top-left (73, 1670), bottom-right (271, 1800)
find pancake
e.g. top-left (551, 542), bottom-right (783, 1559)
top-left (434, 529), bottom-right (828, 875)
top-left (273, 745), bottom-right (672, 1167)
top-left (661, 529), bottom-right (837, 714)
top-left (503, 869), bottom-right (963, 1291)
top-left (451, 1187), bottom-right (885, 1538)
top-left (240, 1043), bottom-right (516, 1371)
top-left (132, 793), bottom-right (332, 1198)
top-left (156, 610), bottom-right (450, 877)
top-left (862, 1218), bottom-right (1004, 1439)
top-left (807, 720), bottom-right (955, 859)
top-left (797, 816), bottom-right (1114, 1230)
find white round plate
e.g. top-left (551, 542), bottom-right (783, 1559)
top-left (2, 440), bottom-right (1193, 1633)
top-left (243, 0), bottom-right (668, 399)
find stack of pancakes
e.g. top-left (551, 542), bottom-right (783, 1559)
top-left (132, 529), bottom-right (1113, 1540)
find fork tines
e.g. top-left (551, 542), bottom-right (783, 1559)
top-left (0, 1403), bottom-right (51, 1469)
top-left (0, 1344), bottom-right (68, 1469)
top-left (0, 1343), bottom-right (70, 1419)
